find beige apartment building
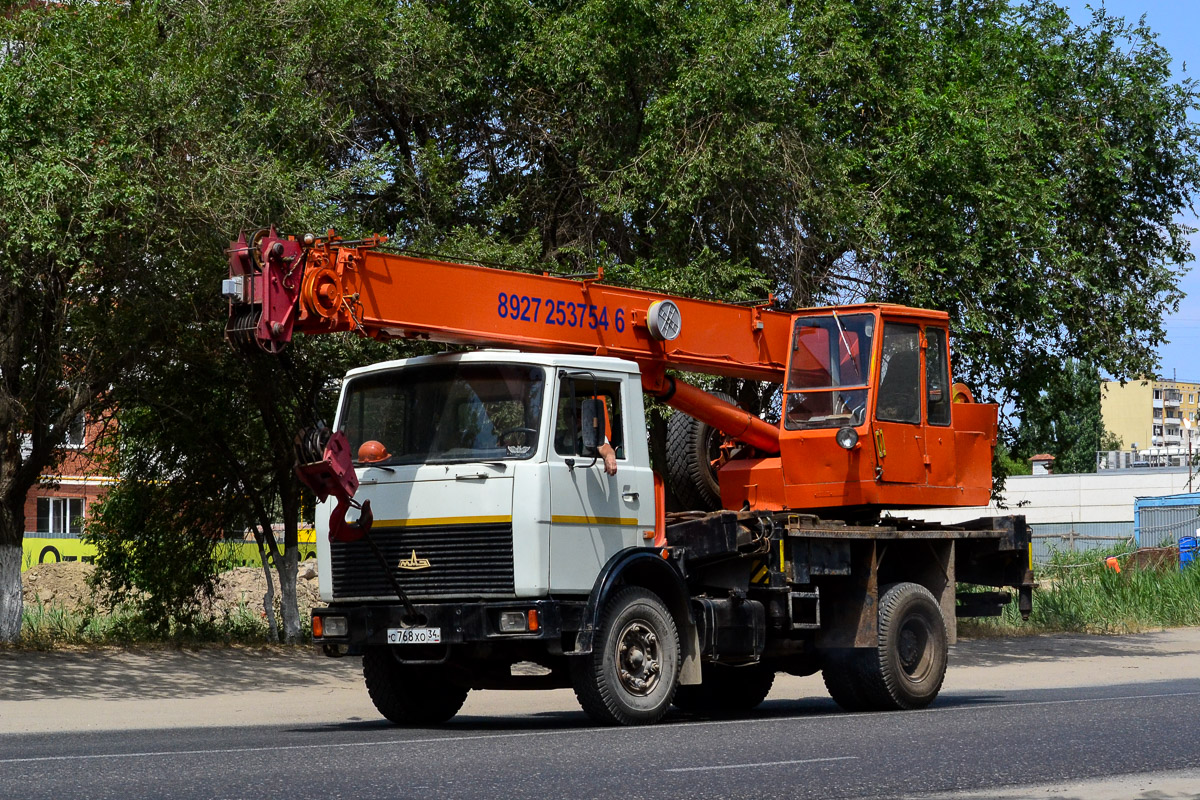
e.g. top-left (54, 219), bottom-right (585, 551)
top-left (1100, 378), bottom-right (1200, 463)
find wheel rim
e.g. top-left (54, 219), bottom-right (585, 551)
top-left (896, 615), bottom-right (934, 682)
top-left (701, 427), bottom-right (725, 494)
top-left (615, 619), bottom-right (661, 696)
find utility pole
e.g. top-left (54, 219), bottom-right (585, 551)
top-left (1186, 418), bottom-right (1195, 493)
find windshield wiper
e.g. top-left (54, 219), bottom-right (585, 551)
top-left (357, 463), bottom-right (395, 473)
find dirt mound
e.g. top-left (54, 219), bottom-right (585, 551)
top-left (22, 560), bottom-right (323, 620)
top-left (208, 561), bottom-right (322, 620)
top-left (22, 561), bottom-right (98, 611)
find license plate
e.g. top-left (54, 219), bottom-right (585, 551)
top-left (387, 627), bottom-right (442, 644)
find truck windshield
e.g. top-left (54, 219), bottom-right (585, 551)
top-left (338, 363), bottom-right (545, 466)
top-left (785, 313), bottom-right (874, 431)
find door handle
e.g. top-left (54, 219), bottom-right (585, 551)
top-left (456, 473), bottom-right (489, 481)
top-left (622, 492), bottom-right (639, 502)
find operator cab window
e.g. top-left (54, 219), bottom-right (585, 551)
top-left (555, 376), bottom-right (624, 460)
top-left (925, 327), bottom-right (951, 426)
top-left (876, 324), bottom-right (921, 424)
top-left (784, 313), bottom-right (874, 430)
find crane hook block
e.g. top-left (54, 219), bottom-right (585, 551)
top-left (294, 430), bottom-right (370, 542)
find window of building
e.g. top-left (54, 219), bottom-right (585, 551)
top-left (36, 497), bottom-right (84, 536)
top-left (64, 414), bottom-right (86, 449)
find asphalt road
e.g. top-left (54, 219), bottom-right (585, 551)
top-left (2, 631), bottom-right (1200, 799)
top-left (2, 680), bottom-right (1199, 799)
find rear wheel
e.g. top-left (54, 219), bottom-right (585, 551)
top-left (821, 649), bottom-right (873, 712)
top-left (571, 587), bottom-right (681, 726)
top-left (666, 389), bottom-right (737, 511)
top-left (863, 582), bottom-right (948, 710)
top-left (821, 583), bottom-right (948, 712)
top-left (363, 647), bottom-right (469, 725)
top-left (673, 662), bottom-right (775, 717)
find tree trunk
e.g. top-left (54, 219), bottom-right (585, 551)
top-left (256, 537), bottom-right (279, 642)
top-left (277, 497), bottom-right (301, 644)
top-left (277, 544), bottom-right (300, 644)
top-left (0, 493), bottom-right (25, 642)
top-left (0, 542), bottom-right (21, 644)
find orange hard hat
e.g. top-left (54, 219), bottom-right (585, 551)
top-left (358, 440), bottom-right (390, 463)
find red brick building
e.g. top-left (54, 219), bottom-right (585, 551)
top-left (21, 416), bottom-right (112, 569)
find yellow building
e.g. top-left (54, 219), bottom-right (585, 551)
top-left (1101, 378), bottom-right (1200, 462)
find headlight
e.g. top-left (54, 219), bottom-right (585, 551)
top-left (836, 426), bottom-right (859, 450)
top-left (499, 611), bottom-right (528, 633)
top-left (315, 615), bottom-right (348, 638)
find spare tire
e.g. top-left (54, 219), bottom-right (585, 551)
top-left (666, 389), bottom-right (738, 511)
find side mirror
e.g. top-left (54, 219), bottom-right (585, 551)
top-left (579, 398), bottom-right (603, 451)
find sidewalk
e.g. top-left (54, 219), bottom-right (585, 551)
top-left (2, 628), bottom-right (1199, 735)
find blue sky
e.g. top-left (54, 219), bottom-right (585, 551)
top-left (1065, 1), bottom-right (1200, 382)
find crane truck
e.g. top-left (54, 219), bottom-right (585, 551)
top-left (223, 228), bottom-right (1033, 726)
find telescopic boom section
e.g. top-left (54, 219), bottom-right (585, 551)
top-left (225, 229), bottom-right (786, 453)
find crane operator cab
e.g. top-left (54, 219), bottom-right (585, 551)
top-left (719, 305), bottom-right (996, 515)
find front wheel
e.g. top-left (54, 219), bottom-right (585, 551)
top-left (363, 647), bottom-right (469, 725)
top-left (571, 587), bottom-right (681, 725)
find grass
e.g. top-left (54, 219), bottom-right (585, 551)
top-left (960, 546), bottom-right (1200, 637)
top-left (15, 600), bottom-right (303, 650)
top-left (16, 546), bottom-right (1200, 647)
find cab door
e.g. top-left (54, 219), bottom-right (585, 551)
top-left (547, 370), bottom-right (655, 593)
top-left (922, 326), bottom-right (957, 487)
top-left (872, 322), bottom-right (925, 484)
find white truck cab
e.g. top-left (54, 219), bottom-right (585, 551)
top-left (316, 350), bottom-right (657, 605)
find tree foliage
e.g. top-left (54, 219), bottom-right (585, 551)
top-left (319, 0), bottom-right (1198, 405)
top-left (1010, 359), bottom-right (1123, 475)
top-left (1, 0), bottom-right (1197, 642)
top-left (0, 0), bottom-right (381, 640)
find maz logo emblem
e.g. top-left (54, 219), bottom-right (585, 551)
top-left (397, 550), bottom-right (432, 571)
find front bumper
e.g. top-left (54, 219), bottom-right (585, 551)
top-left (313, 598), bottom-right (587, 656)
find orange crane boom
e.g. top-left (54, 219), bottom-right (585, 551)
top-left (225, 227), bottom-right (998, 514)
top-left (225, 228), bottom-right (785, 452)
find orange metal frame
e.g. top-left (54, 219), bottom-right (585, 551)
top-left (228, 232), bottom-right (997, 513)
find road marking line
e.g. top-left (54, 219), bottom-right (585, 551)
top-left (0, 732), bottom-right (558, 764)
top-left (2, 688), bottom-right (1198, 765)
top-left (664, 756), bottom-right (858, 773)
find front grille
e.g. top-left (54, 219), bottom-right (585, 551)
top-left (330, 522), bottom-right (514, 599)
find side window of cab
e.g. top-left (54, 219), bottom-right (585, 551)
top-left (925, 327), bottom-right (951, 426)
top-left (554, 377), bottom-right (624, 459)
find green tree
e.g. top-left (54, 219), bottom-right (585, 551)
top-left (1011, 359), bottom-right (1122, 474)
top-left (0, 4), bottom-right (175, 641)
top-left (0, 0), bottom-right (377, 641)
top-left (320, 0), bottom-right (1197, 402)
top-left (4, 0), bottom-right (1198, 642)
